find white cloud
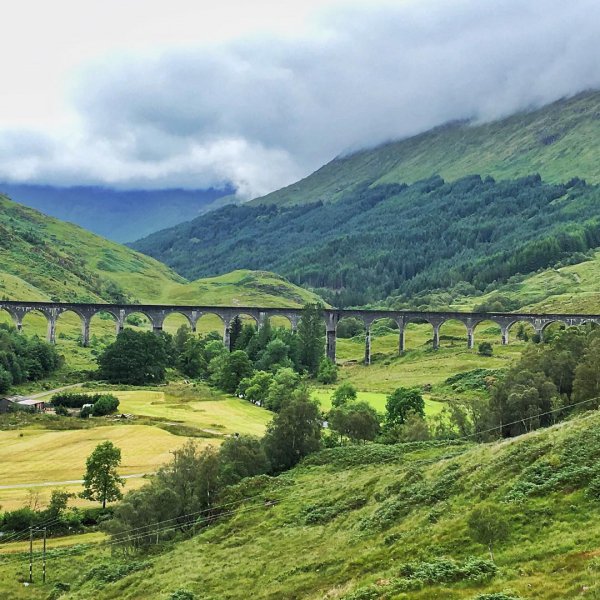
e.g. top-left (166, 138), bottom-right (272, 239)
top-left (0, 0), bottom-right (599, 197)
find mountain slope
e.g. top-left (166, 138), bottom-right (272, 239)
top-left (253, 90), bottom-right (600, 207)
top-left (132, 175), bottom-right (600, 306)
top-left (0, 195), bottom-right (322, 307)
top-left (0, 183), bottom-right (233, 243)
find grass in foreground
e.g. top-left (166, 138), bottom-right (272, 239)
top-left (3, 411), bottom-right (600, 599)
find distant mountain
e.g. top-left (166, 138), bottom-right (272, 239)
top-left (251, 90), bottom-right (600, 207)
top-left (0, 194), bottom-right (324, 308)
top-left (0, 183), bottom-right (235, 242)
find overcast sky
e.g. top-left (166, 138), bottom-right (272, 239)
top-left (1, 0), bottom-right (599, 198)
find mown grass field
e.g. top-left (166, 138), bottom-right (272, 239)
top-left (0, 384), bottom-right (272, 511)
top-left (3, 411), bottom-right (600, 599)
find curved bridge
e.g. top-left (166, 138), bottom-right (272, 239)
top-left (1, 301), bottom-right (599, 365)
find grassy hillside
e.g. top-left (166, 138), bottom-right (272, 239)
top-left (254, 90), bottom-right (600, 207)
top-left (3, 410), bottom-right (600, 599)
top-left (0, 194), bottom-right (322, 307)
top-left (449, 249), bottom-right (600, 315)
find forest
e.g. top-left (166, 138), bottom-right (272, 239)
top-left (133, 175), bottom-right (600, 306)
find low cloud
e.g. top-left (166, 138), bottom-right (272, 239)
top-left (1, 0), bottom-right (599, 197)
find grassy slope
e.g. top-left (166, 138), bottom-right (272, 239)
top-left (450, 249), bottom-right (600, 314)
top-left (0, 194), bottom-right (323, 307)
top-left (254, 90), bottom-right (600, 207)
top-left (4, 411), bottom-right (600, 599)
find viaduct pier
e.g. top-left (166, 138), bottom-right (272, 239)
top-left (1, 301), bottom-right (599, 365)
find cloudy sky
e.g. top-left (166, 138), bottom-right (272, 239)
top-left (1, 0), bottom-right (599, 199)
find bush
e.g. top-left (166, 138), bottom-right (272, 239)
top-left (54, 404), bottom-right (69, 416)
top-left (83, 560), bottom-right (150, 583)
top-left (317, 358), bottom-right (338, 384)
top-left (169, 590), bottom-right (196, 600)
top-left (478, 342), bottom-right (493, 356)
top-left (91, 395), bottom-right (120, 416)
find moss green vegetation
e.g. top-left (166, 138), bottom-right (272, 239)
top-left (254, 91), bottom-right (600, 207)
top-left (0, 194), bottom-right (323, 306)
top-left (3, 410), bottom-right (600, 598)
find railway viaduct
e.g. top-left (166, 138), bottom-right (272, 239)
top-left (1, 301), bottom-right (599, 365)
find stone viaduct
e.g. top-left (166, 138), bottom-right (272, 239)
top-left (1, 301), bottom-right (599, 365)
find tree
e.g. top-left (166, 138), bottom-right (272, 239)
top-left (317, 358), bottom-right (338, 384)
top-left (385, 387), bottom-right (425, 427)
top-left (297, 303), bottom-right (325, 376)
top-left (0, 367), bottom-right (12, 394)
top-left (218, 435), bottom-right (270, 486)
top-left (239, 370), bottom-right (274, 405)
top-left (256, 338), bottom-right (292, 372)
top-left (262, 389), bottom-right (322, 472)
top-left (98, 329), bottom-right (169, 385)
top-left (572, 337), bottom-right (600, 407)
top-left (478, 342), bottom-right (493, 356)
top-left (210, 350), bottom-right (253, 393)
top-left (467, 504), bottom-right (510, 562)
top-left (91, 394), bottom-right (120, 416)
top-left (331, 382), bottom-right (357, 407)
top-left (329, 402), bottom-right (380, 443)
top-left (265, 367), bottom-right (300, 412)
top-left (80, 441), bottom-right (124, 508)
top-left (229, 316), bottom-right (243, 349)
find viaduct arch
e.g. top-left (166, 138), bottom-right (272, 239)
top-left (1, 301), bottom-right (598, 365)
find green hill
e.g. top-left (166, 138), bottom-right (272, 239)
top-left (132, 92), bottom-right (600, 307)
top-left (4, 410), bottom-right (600, 599)
top-left (132, 175), bottom-right (600, 306)
top-left (0, 194), bottom-right (322, 308)
top-left (254, 90), bottom-right (600, 207)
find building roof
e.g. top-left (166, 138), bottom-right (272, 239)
top-left (17, 398), bottom-right (45, 406)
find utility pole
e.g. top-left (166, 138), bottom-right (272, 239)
top-left (42, 527), bottom-right (47, 584)
top-left (29, 527), bottom-right (33, 583)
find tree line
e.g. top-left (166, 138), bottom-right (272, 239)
top-left (0, 323), bottom-right (62, 394)
top-left (97, 304), bottom-right (338, 399)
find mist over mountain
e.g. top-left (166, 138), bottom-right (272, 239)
top-left (0, 183), bottom-right (233, 242)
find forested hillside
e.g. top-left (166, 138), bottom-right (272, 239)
top-left (133, 175), bottom-right (600, 306)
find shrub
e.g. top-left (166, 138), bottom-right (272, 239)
top-left (91, 395), bottom-right (120, 416)
top-left (169, 590), bottom-right (196, 600)
top-left (83, 560), bottom-right (150, 584)
top-left (317, 358), bottom-right (338, 384)
top-left (54, 404), bottom-right (69, 416)
top-left (478, 342), bottom-right (493, 356)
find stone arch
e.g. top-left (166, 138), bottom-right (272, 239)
top-left (472, 319), bottom-right (503, 349)
top-left (402, 316), bottom-right (436, 352)
top-left (367, 317), bottom-right (399, 363)
top-left (194, 312), bottom-right (226, 337)
top-left (438, 318), bottom-right (469, 349)
top-left (89, 310), bottom-right (120, 342)
top-left (269, 314), bottom-right (295, 331)
top-left (54, 309), bottom-right (86, 345)
top-left (506, 320), bottom-right (537, 344)
top-left (20, 309), bottom-right (51, 341)
top-left (161, 311), bottom-right (194, 335)
top-left (123, 310), bottom-right (155, 331)
top-left (0, 307), bottom-right (18, 329)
